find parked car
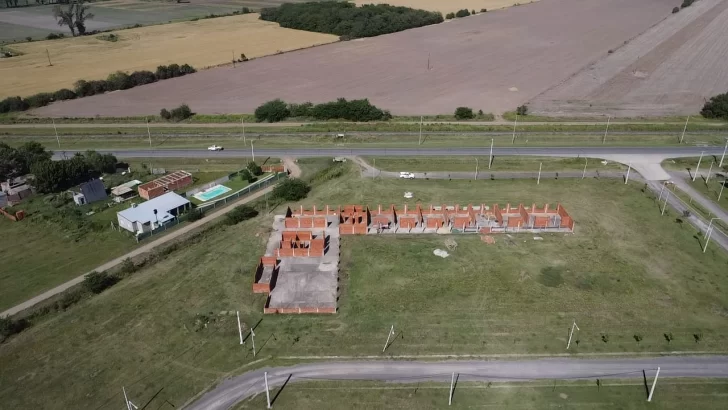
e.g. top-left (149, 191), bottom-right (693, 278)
top-left (207, 145), bottom-right (224, 151)
top-left (399, 172), bottom-right (415, 179)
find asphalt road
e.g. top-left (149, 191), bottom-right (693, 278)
top-left (53, 146), bottom-right (727, 160)
top-left (184, 356), bottom-right (728, 410)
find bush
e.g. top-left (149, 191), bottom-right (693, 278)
top-left (310, 98), bottom-right (391, 121)
top-left (247, 161), bottom-right (263, 176)
top-left (23, 92), bottom-right (53, 108)
top-left (239, 168), bottom-right (256, 182)
top-left (255, 99), bottom-right (291, 123)
top-left (46, 33), bottom-right (65, 40)
top-left (0, 317), bottom-right (30, 339)
top-left (242, 6), bottom-right (251, 14)
top-left (455, 9), bottom-right (471, 18)
top-left (681, 0), bottom-right (695, 8)
top-left (454, 106), bottom-right (475, 119)
top-left (480, 8), bottom-right (488, 12)
top-left (701, 92), bottom-right (728, 120)
top-left (56, 290), bottom-right (83, 311)
top-left (74, 79), bottom-right (109, 97)
top-left (516, 104), bottom-right (529, 116)
top-left (0, 96), bottom-right (29, 113)
top-left (53, 88), bottom-right (77, 101)
top-left (166, 104), bottom-right (193, 121)
top-left (445, 12), bottom-right (455, 19)
top-left (288, 102), bottom-right (314, 117)
top-left (129, 70), bottom-right (157, 86)
top-left (180, 64), bottom-right (196, 75)
top-left (672, 6), bottom-right (680, 13)
top-left (186, 208), bottom-right (204, 222)
top-left (82, 271), bottom-right (118, 294)
top-left (272, 178), bottom-right (311, 201)
top-left (96, 33), bottom-right (118, 42)
top-left (260, 2), bottom-right (444, 39)
top-left (106, 71), bottom-right (133, 91)
top-left (160, 108), bottom-right (171, 120)
top-left (225, 204), bottom-right (258, 225)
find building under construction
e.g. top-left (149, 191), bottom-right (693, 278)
top-left (254, 203), bottom-right (574, 315)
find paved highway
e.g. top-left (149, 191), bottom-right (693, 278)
top-left (53, 145), bottom-right (727, 160)
top-left (185, 356), bottom-right (728, 409)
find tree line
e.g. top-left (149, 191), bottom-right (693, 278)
top-left (701, 91), bottom-right (728, 120)
top-left (0, 64), bottom-right (196, 114)
top-left (259, 1), bottom-right (443, 39)
top-left (255, 98), bottom-right (392, 122)
top-left (0, 142), bottom-right (117, 193)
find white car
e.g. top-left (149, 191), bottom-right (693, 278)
top-left (399, 172), bottom-right (415, 179)
top-left (207, 145), bottom-right (224, 151)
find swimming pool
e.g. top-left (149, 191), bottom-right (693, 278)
top-left (194, 185), bottom-right (232, 202)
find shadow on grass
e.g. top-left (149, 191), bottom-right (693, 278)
top-left (271, 374), bottom-right (292, 406)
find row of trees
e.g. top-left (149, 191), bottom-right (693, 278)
top-left (259, 2), bottom-right (443, 39)
top-left (31, 151), bottom-right (118, 193)
top-left (0, 64), bottom-right (195, 114)
top-left (255, 98), bottom-right (392, 122)
top-left (701, 92), bottom-right (728, 120)
top-left (0, 141), bottom-right (52, 181)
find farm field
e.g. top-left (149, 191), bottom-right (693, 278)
top-left (32, 0), bottom-right (677, 117)
top-left (237, 379), bottom-right (728, 410)
top-left (353, 0), bottom-right (536, 14)
top-left (530, 0), bottom-right (728, 118)
top-left (0, 0), bottom-right (311, 42)
top-left (2, 166), bottom-right (728, 409)
top-left (0, 13), bottom-right (337, 98)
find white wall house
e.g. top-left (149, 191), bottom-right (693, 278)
top-left (117, 192), bottom-right (190, 234)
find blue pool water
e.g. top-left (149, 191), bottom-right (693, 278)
top-left (194, 185), bottom-right (232, 202)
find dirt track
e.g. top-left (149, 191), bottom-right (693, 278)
top-left (530, 0), bottom-right (728, 117)
top-left (33, 0), bottom-right (676, 117)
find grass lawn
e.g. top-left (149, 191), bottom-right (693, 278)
top-left (670, 185), bottom-right (728, 233)
top-left (0, 216), bottom-right (135, 311)
top-left (1, 168), bottom-right (728, 409)
top-left (365, 156), bottom-right (624, 172)
top-left (237, 379), bottom-right (728, 409)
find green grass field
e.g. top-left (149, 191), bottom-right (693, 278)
top-left (237, 379), bottom-right (728, 409)
top-left (2, 167), bottom-right (728, 409)
top-left (365, 156), bottom-right (624, 172)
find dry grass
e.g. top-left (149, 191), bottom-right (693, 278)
top-left (0, 14), bottom-right (337, 98)
top-left (353, 0), bottom-right (536, 14)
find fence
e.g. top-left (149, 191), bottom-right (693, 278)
top-left (197, 172), bottom-right (287, 213)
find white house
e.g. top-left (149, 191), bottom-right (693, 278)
top-left (117, 192), bottom-right (190, 234)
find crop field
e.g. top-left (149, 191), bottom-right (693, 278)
top-left (2, 165), bottom-right (728, 409)
top-left (0, 13), bottom-right (337, 98)
top-left (531, 0), bottom-right (728, 118)
top-left (32, 0), bottom-right (677, 117)
top-left (353, 0), bottom-right (536, 14)
top-left (0, 0), bottom-right (310, 42)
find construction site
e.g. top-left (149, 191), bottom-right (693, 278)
top-left (253, 203), bottom-right (575, 314)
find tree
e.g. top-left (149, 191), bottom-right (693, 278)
top-left (0, 96), bottom-right (29, 113)
top-left (82, 150), bottom-right (117, 174)
top-left (454, 107), bottom-right (475, 120)
top-left (255, 99), bottom-right (291, 122)
top-left (53, 1), bottom-right (94, 37)
top-left (672, 6), bottom-right (680, 13)
top-left (272, 178), bottom-right (310, 201)
top-left (239, 168), bottom-right (256, 182)
top-left (0, 143), bottom-right (22, 181)
top-left (15, 141), bottom-right (52, 174)
top-left (106, 71), bottom-right (132, 91)
top-left (516, 104), bottom-right (529, 116)
top-left (169, 104), bottom-right (192, 121)
top-left (701, 92), bottom-right (728, 120)
top-left (455, 9), bottom-right (471, 18)
top-left (247, 161), bottom-right (263, 176)
top-left (160, 108), bottom-right (171, 120)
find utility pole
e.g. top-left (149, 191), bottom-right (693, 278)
top-left (251, 327), bottom-right (256, 357)
top-left (419, 116), bottom-right (423, 146)
top-left (474, 157), bottom-right (479, 180)
top-left (123, 387), bottom-right (138, 410)
top-left (693, 151), bottom-right (704, 182)
top-left (566, 320), bottom-right (579, 349)
top-left (720, 138), bottom-right (728, 167)
top-left (46, 48), bottom-right (52, 66)
top-left (661, 191), bottom-right (669, 215)
top-left (237, 311), bottom-right (244, 345)
top-left (489, 138), bottom-right (493, 169)
top-left (146, 118), bottom-right (152, 148)
top-left (448, 372), bottom-right (456, 405)
top-left (706, 161), bottom-right (714, 184)
top-left (251, 141), bottom-right (255, 162)
top-left (383, 325), bottom-right (395, 353)
top-left (658, 182), bottom-right (666, 202)
top-left (582, 157), bottom-right (588, 179)
top-left (703, 226), bottom-right (714, 253)
top-left (680, 116), bottom-right (689, 144)
top-left (719, 179), bottom-right (726, 201)
top-left (537, 162), bottom-right (542, 185)
top-left (706, 217), bottom-right (720, 236)
top-left (52, 118), bottom-right (60, 148)
top-left (625, 162), bottom-right (631, 184)
top-left (602, 116), bottom-right (610, 144)
top-left (264, 371), bottom-right (271, 409)
top-left (647, 367), bottom-right (660, 402)
top-left (512, 114), bottom-right (518, 144)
